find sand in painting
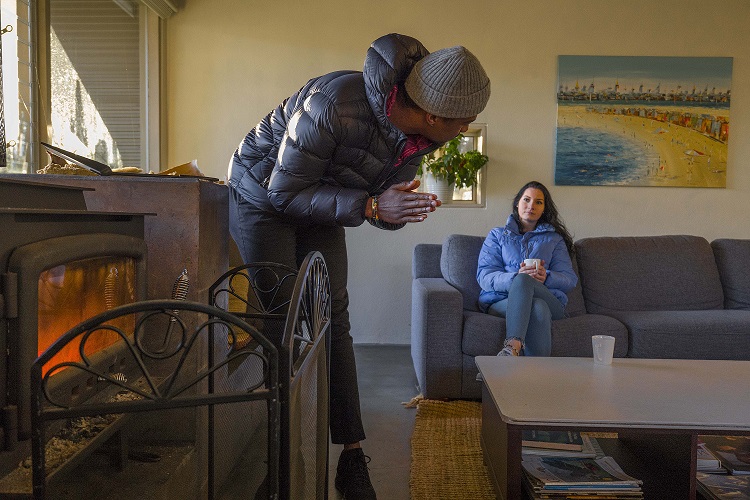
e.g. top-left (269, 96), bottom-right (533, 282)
top-left (557, 105), bottom-right (727, 187)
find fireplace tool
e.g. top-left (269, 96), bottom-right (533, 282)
top-left (0, 15), bottom-right (8, 169)
top-left (152, 269), bottom-right (190, 354)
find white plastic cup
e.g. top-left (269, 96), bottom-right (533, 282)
top-left (523, 258), bottom-right (541, 271)
top-left (592, 335), bottom-right (615, 365)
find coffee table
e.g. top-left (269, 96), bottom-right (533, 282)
top-left (475, 357), bottom-right (750, 500)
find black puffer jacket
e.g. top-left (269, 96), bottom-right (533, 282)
top-left (227, 33), bottom-right (440, 229)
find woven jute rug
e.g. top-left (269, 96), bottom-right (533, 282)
top-left (409, 399), bottom-right (495, 499)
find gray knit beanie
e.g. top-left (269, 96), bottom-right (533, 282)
top-left (405, 45), bottom-right (490, 118)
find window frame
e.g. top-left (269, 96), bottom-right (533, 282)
top-left (450, 123), bottom-right (487, 207)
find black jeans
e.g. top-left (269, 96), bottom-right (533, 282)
top-left (228, 186), bottom-right (365, 445)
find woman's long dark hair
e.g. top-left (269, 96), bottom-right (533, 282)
top-left (512, 181), bottom-right (575, 255)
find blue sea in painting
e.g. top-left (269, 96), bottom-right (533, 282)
top-left (555, 126), bottom-right (661, 185)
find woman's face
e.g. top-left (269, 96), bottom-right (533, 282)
top-left (516, 188), bottom-right (545, 229)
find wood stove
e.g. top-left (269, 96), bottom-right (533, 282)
top-left (0, 178), bottom-right (148, 491)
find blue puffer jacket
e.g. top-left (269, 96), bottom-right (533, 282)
top-left (476, 215), bottom-right (578, 312)
top-left (227, 33), bottom-right (440, 229)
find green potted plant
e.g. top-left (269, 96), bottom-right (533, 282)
top-left (417, 134), bottom-right (488, 202)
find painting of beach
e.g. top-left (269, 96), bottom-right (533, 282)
top-left (555, 55), bottom-right (732, 187)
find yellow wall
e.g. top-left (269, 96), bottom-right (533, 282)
top-left (166, 0), bottom-right (750, 343)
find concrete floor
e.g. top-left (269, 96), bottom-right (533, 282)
top-left (328, 344), bottom-right (418, 500)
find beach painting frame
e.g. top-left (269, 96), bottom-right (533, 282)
top-left (555, 55), bottom-right (732, 187)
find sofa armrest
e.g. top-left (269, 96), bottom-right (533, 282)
top-left (411, 277), bottom-right (465, 399)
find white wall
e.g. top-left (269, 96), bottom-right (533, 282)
top-left (166, 0), bottom-right (750, 344)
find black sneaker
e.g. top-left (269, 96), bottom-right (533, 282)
top-left (334, 448), bottom-right (377, 499)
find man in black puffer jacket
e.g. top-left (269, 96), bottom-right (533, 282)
top-left (228, 33), bottom-right (490, 499)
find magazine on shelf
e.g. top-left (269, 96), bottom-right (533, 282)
top-left (522, 455), bottom-right (642, 488)
top-left (696, 471), bottom-right (750, 500)
top-left (523, 478), bottom-right (644, 499)
top-left (523, 435), bottom-right (604, 458)
top-left (697, 440), bottom-right (726, 473)
top-left (700, 435), bottom-right (750, 475)
top-left (522, 430), bottom-right (585, 451)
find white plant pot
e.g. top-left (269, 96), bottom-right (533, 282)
top-left (423, 173), bottom-right (454, 204)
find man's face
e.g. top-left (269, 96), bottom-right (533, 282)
top-left (423, 115), bottom-right (477, 144)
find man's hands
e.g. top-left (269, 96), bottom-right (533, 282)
top-left (374, 180), bottom-right (442, 224)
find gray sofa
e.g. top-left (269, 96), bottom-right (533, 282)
top-left (411, 234), bottom-right (750, 400)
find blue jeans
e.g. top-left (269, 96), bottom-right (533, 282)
top-left (487, 273), bottom-right (565, 356)
top-left (229, 186), bottom-right (365, 445)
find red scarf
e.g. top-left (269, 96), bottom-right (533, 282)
top-left (386, 86), bottom-right (431, 167)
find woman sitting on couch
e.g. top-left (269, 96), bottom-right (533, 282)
top-left (476, 181), bottom-right (578, 356)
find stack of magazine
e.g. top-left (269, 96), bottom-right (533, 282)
top-left (522, 456), bottom-right (643, 499)
top-left (520, 431), bottom-right (643, 499)
top-left (695, 435), bottom-right (750, 500)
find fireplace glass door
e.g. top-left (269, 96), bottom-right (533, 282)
top-left (38, 256), bottom-right (138, 371)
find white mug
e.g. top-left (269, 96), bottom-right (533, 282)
top-left (523, 258), bottom-right (541, 271)
top-left (592, 335), bottom-right (615, 365)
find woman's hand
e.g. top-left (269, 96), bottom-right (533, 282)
top-left (376, 180), bottom-right (442, 224)
top-left (519, 260), bottom-right (547, 283)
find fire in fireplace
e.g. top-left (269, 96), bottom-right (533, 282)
top-left (38, 255), bottom-right (139, 369)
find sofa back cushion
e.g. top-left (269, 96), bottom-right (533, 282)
top-left (441, 234), bottom-right (484, 311)
top-left (575, 235), bottom-right (724, 313)
top-left (413, 243), bottom-right (443, 279)
top-left (711, 239), bottom-right (750, 309)
top-left (565, 256), bottom-right (587, 317)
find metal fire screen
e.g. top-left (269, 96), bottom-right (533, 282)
top-left (29, 300), bottom-right (280, 500)
top-left (209, 251), bottom-right (331, 500)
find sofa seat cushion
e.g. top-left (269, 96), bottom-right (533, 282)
top-left (606, 310), bottom-right (750, 359)
top-left (462, 310), bottom-right (505, 356)
top-left (460, 311), bottom-right (628, 358)
top-left (549, 315), bottom-right (628, 357)
top-left (576, 235), bottom-right (724, 313)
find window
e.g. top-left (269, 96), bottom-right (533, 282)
top-left (452, 123), bottom-right (487, 205)
top-left (0, 0), bottom-right (168, 174)
top-left (1, 0), bottom-right (34, 172)
top-left (49, 0), bottom-right (143, 168)
top-left (419, 123), bottom-right (487, 207)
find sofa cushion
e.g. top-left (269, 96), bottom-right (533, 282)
top-left (462, 310), bottom-right (505, 356)
top-left (607, 309), bottom-right (750, 359)
top-left (549, 314), bottom-right (628, 357)
top-left (712, 239), bottom-right (750, 309)
top-left (441, 234), bottom-right (484, 311)
top-left (576, 235), bottom-right (724, 313)
top-left (413, 243), bottom-right (443, 279)
top-left (565, 256), bottom-right (587, 317)
top-left (460, 310), bottom-right (628, 358)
